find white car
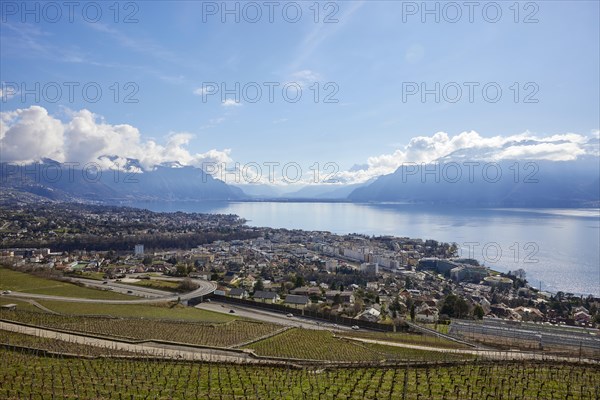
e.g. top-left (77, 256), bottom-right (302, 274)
top-left (286, 313), bottom-right (294, 317)
top-left (351, 325), bottom-right (360, 330)
top-left (1, 290), bottom-right (11, 295)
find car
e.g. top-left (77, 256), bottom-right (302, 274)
top-left (351, 325), bottom-right (360, 330)
top-left (127, 290), bottom-right (133, 294)
top-left (286, 313), bottom-right (294, 318)
top-left (102, 281), bottom-right (108, 284)
top-left (229, 309), bottom-right (235, 313)
top-left (2, 290), bottom-right (12, 295)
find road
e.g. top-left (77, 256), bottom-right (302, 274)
top-left (68, 277), bottom-right (172, 298)
top-left (3, 277), bottom-right (216, 304)
top-left (196, 301), bottom-right (353, 331)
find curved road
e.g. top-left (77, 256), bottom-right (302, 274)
top-left (3, 278), bottom-right (216, 304)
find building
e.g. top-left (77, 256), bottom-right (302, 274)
top-left (418, 258), bottom-right (459, 274)
top-left (325, 290), bottom-right (355, 304)
top-left (450, 265), bottom-right (489, 282)
top-left (253, 291), bottom-right (280, 304)
top-left (325, 259), bottom-right (338, 272)
top-left (228, 288), bottom-right (248, 299)
top-left (284, 295), bottom-right (310, 308)
top-left (360, 262), bottom-right (379, 275)
top-left (134, 244), bottom-right (144, 256)
top-left (484, 275), bottom-right (513, 289)
top-left (416, 306), bottom-right (439, 323)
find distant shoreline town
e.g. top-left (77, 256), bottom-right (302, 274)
top-left (1, 200), bottom-right (598, 336)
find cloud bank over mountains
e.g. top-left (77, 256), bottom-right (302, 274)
top-left (0, 106), bottom-right (232, 172)
top-left (1, 106), bottom-right (598, 185)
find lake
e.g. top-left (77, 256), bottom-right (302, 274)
top-left (130, 201), bottom-right (600, 297)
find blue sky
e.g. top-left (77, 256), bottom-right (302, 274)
top-left (1, 1), bottom-right (599, 184)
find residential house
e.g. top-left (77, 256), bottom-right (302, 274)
top-left (253, 291), bottom-right (280, 304)
top-left (228, 288), bottom-right (248, 299)
top-left (284, 295), bottom-right (310, 308)
top-left (325, 290), bottom-right (355, 304)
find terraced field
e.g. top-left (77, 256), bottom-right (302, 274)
top-left (0, 310), bottom-right (281, 348)
top-left (0, 349), bottom-right (597, 399)
top-left (244, 328), bottom-right (472, 363)
top-left (0, 329), bottom-right (137, 357)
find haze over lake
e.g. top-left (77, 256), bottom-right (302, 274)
top-left (131, 201), bottom-right (600, 297)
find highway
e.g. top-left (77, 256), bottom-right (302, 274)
top-left (196, 301), bottom-right (353, 331)
top-left (450, 319), bottom-right (600, 351)
top-left (3, 277), bottom-right (216, 304)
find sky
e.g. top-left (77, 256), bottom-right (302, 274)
top-left (1, 1), bottom-right (599, 186)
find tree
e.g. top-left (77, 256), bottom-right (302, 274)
top-left (333, 293), bottom-right (341, 305)
top-left (440, 294), bottom-right (470, 319)
top-left (142, 255), bottom-right (153, 266)
top-left (410, 304), bottom-right (416, 322)
top-left (254, 278), bottom-right (264, 293)
top-left (294, 275), bottom-right (305, 288)
top-left (473, 304), bottom-right (485, 319)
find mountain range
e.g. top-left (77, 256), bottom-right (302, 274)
top-left (1, 157), bottom-right (598, 207)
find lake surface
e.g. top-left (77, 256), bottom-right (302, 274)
top-left (130, 201), bottom-right (600, 297)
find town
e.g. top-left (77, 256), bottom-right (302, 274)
top-left (2, 201), bottom-right (598, 333)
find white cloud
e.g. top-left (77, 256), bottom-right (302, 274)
top-left (0, 106), bottom-right (232, 173)
top-left (193, 87), bottom-right (209, 96)
top-left (334, 130), bottom-right (600, 184)
top-left (222, 99), bottom-right (242, 107)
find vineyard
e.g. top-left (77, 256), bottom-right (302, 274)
top-left (339, 330), bottom-right (469, 350)
top-left (0, 310), bottom-right (281, 348)
top-left (0, 348), bottom-right (598, 399)
top-left (245, 328), bottom-right (472, 363)
top-left (38, 300), bottom-right (236, 322)
top-left (0, 330), bottom-right (137, 357)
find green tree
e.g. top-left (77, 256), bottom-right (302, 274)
top-left (333, 293), bottom-right (341, 305)
top-left (473, 304), bottom-right (485, 319)
top-left (254, 278), bottom-right (264, 293)
top-left (410, 304), bottom-right (416, 322)
top-left (294, 275), bottom-right (305, 288)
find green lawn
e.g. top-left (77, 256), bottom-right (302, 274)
top-left (0, 298), bottom-right (42, 313)
top-left (0, 268), bottom-right (133, 300)
top-left (127, 279), bottom-right (181, 292)
top-left (38, 300), bottom-right (236, 323)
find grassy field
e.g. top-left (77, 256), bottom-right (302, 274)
top-left (0, 299), bottom-right (43, 313)
top-left (0, 268), bottom-right (133, 300)
top-left (244, 328), bottom-right (470, 363)
top-left (126, 279), bottom-right (181, 292)
top-left (0, 309), bottom-right (280, 348)
top-left (1, 349), bottom-right (597, 399)
top-left (38, 300), bottom-right (236, 322)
